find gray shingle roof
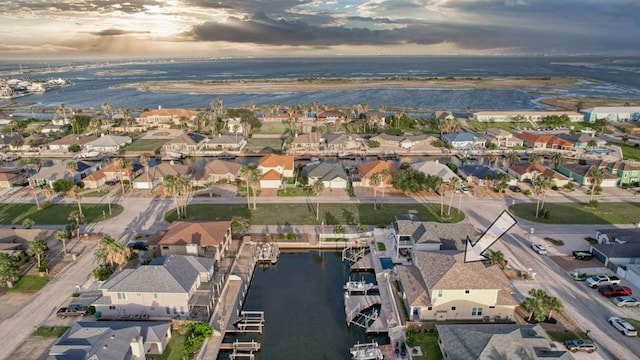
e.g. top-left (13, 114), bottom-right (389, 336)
top-left (302, 162), bottom-right (348, 181)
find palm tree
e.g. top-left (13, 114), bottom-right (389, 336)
top-left (56, 103), bottom-right (67, 122)
top-left (6, 120), bottom-right (17, 136)
top-left (140, 153), bottom-right (151, 191)
top-left (544, 294), bottom-right (564, 320)
top-left (55, 229), bottom-right (72, 256)
top-left (378, 169), bottom-right (392, 208)
top-left (486, 154), bottom-right (496, 168)
top-left (550, 152), bottom-right (564, 170)
top-left (434, 177), bottom-right (445, 216)
top-left (248, 167), bottom-right (262, 210)
top-left (28, 179), bottom-right (41, 210)
top-left (484, 249), bottom-right (506, 269)
top-left (310, 179), bottom-right (325, 220)
top-left (529, 152), bottom-right (543, 165)
top-left (369, 173), bottom-right (381, 210)
top-left (27, 238), bottom-right (48, 270)
top-left (68, 210), bottom-right (85, 238)
top-left (65, 160), bottom-right (77, 181)
top-left (102, 102), bottom-right (114, 124)
top-left (71, 185), bottom-right (84, 216)
top-left (94, 235), bottom-right (131, 271)
top-left (448, 177), bottom-right (460, 216)
top-left (506, 151), bottom-right (520, 166)
top-left (533, 178), bottom-right (548, 218)
top-left (239, 165), bottom-right (253, 209)
top-left (588, 168), bottom-right (604, 201)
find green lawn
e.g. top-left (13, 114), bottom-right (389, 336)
top-left (409, 331), bottom-right (442, 360)
top-left (252, 122), bottom-right (287, 134)
top-left (155, 333), bottom-right (186, 360)
top-left (467, 121), bottom-right (531, 133)
top-left (244, 138), bottom-right (284, 153)
top-left (609, 142), bottom-right (640, 161)
top-left (277, 187), bottom-right (309, 196)
top-left (510, 202), bottom-right (640, 224)
top-left (0, 203), bottom-right (124, 225)
top-left (166, 203), bottom-right (464, 225)
top-left (11, 275), bottom-right (49, 291)
top-left (546, 330), bottom-right (589, 342)
top-left (32, 326), bottom-right (69, 338)
top-left (82, 191), bottom-right (107, 197)
top-left (123, 138), bottom-right (168, 152)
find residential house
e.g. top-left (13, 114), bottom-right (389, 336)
top-left (557, 163), bottom-right (619, 187)
top-left (147, 221), bottom-right (232, 263)
top-left (40, 124), bottom-right (67, 134)
top-left (435, 111), bottom-right (455, 122)
top-left (92, 254), bottom-right (216, 320)
top-left (396, 250), bottom-right (517, 321)
top-left (262, 110), bottom-right (301, 122)
top-left (322, 133), bottom-right (361, 152)
top-left (508, 162), bottom-right (570, 187)
top-left (302, 162), bottom-right (349, 189)
top-left (225, 117), bottom-right (243, 134)
top-left (516, 132), bottom-right (574, 151)
top-left (442, 132), bottom-right (486, 149)
top-left (256, 154), bottom-right (295, 178)
top-left (290, 133), bottom-right (322, 152)
top-left (607, 160), bottom-right (640, 185)
top-left (0, 229), bottom-right (43, 257)
top-left (411, 161), bottom-right (459, 183)
top-left (202, 134), bottom-right (245, 152)
top-left (48, 321), bottom-right (172, 360)
top-left (590, 243), bottom-right (640, 268)
top-left (133, 162), bottom-right (190, 190)
top-left (82, 161), bottom-right (144, 189)
top-left (391, 214), bottom-right (477, 255)
top-left (370, 133), bottom-right (435, 149)
top-left (85, 134), bottom-right (132, 153)
top-left (136, 108), bottom-right (198, 127)
top-left (483, 128), bottom-right (523, 148)
top-left (556, 133), bottom-right (606, 149)
top-left (30, 161), bottom-right (102, 188)
top-left (595, 228), bottom-right (640, 245)
top-left (162, 132), bottom-right (208, 155)
top-left (472, 110), bottom-right (583, 122)
top-left (192, 159), bottom-right (242, 186)
top-left (436, 324), bottom-right (573, 360)
top-left (353, 160), bottom-right (398, 187)
top-left (582, 106), bottom-right (640, 122)
top-left (316, 110), bottom-right (348, 125)
top-left (47, 135), bottom-right (97, 152)
top-left (259, 169), bottom-right (284, 189)
top-left (0, 171), bottom-right (27, 188)
top-left (457, 165), bottom-right (513, 187)
top-left (0, 134), bottom-right (23, 150)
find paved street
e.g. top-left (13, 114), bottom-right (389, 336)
top-left (0, 184), bottom-right (639, 359)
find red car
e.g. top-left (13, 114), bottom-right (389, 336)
top-left (598, 285), bottom-right (632, 298)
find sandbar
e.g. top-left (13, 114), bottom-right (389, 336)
top-left (114, 77), bottom-right (584, 94)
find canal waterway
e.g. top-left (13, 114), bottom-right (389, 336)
top-left (217, 251), bottom-right (385, 360)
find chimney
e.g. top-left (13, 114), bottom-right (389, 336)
top-left (130, 336), bottom-right (146, 359)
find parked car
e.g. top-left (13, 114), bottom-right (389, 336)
top-left (608, 316), bottom-right (638, 336)
top-left (612, 296), bottom-right (640, 307)
top-left (509, 185), bottom-right (522, 193)
top-left (56, 306), bottom-right (87, 318)
top-left (530, 243), bottom-right (548, 255)
top-left (564, 339), bottom-right (597, 353)
top-left (585, 274), bottom-right (621, 289)
top-left (598, 285), bottom-right (632, 298)
top-left (572, 251), bottom-right (593, 260)
top-left (127, 241), bottom-right (148, 251)
top-left (459, 184), bottom-right (469, 194)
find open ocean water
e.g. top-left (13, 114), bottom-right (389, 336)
top-left (2, 56), bottom-right (640, 112)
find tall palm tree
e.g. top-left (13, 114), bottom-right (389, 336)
top-left (71, 185), bottom-right (83, 216)
top-left (68, 210), bottom-right (85, 238)
top-left (239, 165), bottom-right (253, 209)
top-left (27, 238), bottom-right (48, 270)
top-left (506, 151), bottom-right (520, 166)
top-left (140, 153), bottom-right (150, 191)
top-left (529, 152), bottom-right (543, 165)
top-left (435, 177), bottom-right (446, 216)
top-left (533, 179), bottom-right (548, 218)
top-left (486, 153), bottom-right (496, 168)
top-left (448, 177), bottom-right (460, 216)
top-left (544, 294), bottom-right (564, 320)
top-left (588, 168), bottom-right (604, 201)
top-left (65, 160), bottom-right (77, 182)
top-left (56, 103), bottom-right (67, 122)
top-left (310, 179), bottom-right (325, 220)
top-left (248, 167), bottom-right (261, 210)
top-left (378, 169), bottom-right (392, 208)
top-left (94, 235), bottom-right (131, 271)
top-left (550, 152), bottom-right (564, 170)
top-left (484, 249), bottom-right (506, 269)
top-left (369, 173), bottom-right (381, 210)
top-left (55, 229), bottom-right (72, 256)
top-left (102, 102), bottom-right (114, 124)
top-left (28, 179), bottom-right (41, 210)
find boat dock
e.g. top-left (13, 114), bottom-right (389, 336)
top-left (256, 242), bottom-right (278, 264)
top-left (350, 342), bottom-right (384, 360)
top-left (231, 311), bottom-right (265, 334)
top-left (220, 340), bottom-right (261, 351)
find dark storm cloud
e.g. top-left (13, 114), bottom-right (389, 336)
top-left (89, 28), bottom-right (151, 36)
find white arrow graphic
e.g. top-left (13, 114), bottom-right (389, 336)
top-left (465, 210), bottom-right (517, 263)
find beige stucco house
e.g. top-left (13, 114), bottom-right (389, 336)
top-left (147, 221), bottom-right (232, 263)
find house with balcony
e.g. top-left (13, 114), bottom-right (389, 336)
top-left (290, 133), bottom-right (323, 152)
top-left (483, 128), bottom-right (523, 148)
top-left (607, 160), bottom-right (640, 185)
top-left (192, 159), bottom-right (242, 186)
top-left (508, 162), bottom-right (570, 187)
top-left (48, 321), bottom-right (172, 360)
top-left (436, 324), bottom-right (573, 360)
top-left (391, 214), bottom-right (477, 256)
top-left (322, 133), bottom-right (361, 152)
top-left (396, 250), bottom-right (517, 321)
top-left (472, 110), bottom-right (583, 122)
top-left (146, 221), bottom-right (232, 263)
top-left (316, 110), bottom-right (348, 125)
top-left (582, 106), bottom-right (640, 122)
top-left (370, 133), bottom-right (435, 149)
top-left (516, 132), bottom-right (574, 151)
top-left (92, 254), bottom-right (216, 320)
top-left (256, 153), bottom-right (295, 178)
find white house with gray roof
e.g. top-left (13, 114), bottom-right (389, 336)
top-left (92, 254), bottom-right (215, 320)
top-left (48, 321), bottom-right (172, 360)
top-left (301, 162), bottom-right (349, 189)
top-left (85, 134), bottom-right (132, 153)
top-left (436, 324), bottom-right (574, 360)
top-left (391, 214), bottom-right (477, 256)
top-left (411, 160), bottom-right (459, 183)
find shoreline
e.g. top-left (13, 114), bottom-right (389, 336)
top-left (113, 76), bottom-right (584, 94)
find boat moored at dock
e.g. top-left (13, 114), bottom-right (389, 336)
top-left (350, 342), bottom-right (384, 360)
top-left (256, 242), bottom-right (279, 264)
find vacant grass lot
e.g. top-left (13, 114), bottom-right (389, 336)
top-left (610, 142), bottom-right (640, 161)
top-left (510, 202), bottom-right (640, 224)
top-left (166, 203), bottom-right (464, 225)
top-left (244, 138), bottom-right (284, 153)
top-left (0, 203), bottom-right (124, 225)
top-left (11, 275), bottom-right (49, 291)
top-left (467, 121), bottom-right (531, 133)
top-left (252, 122), bottom-right (287, 134)
top-left (123, 138), bottom-right (168, 152)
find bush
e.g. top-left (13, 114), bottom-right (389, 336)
top-left (87, 305), bottom-right (96, 315)
top-left (286, 232), bottom-right (296, 240)
top-left (588, 200), bottom-right (600, 208)
top-left (92, 265), bottom-right (114, 281)
top-left (446, 163), bottom-right (457, 172)
top-left (564, 182), bottom-right (574, 191)
top-left (523, 189), bottom-right (532, 196)
top-left (551, 185), bottom-right (559, 191)
top-left (369, 140), bottom-right (380, 148)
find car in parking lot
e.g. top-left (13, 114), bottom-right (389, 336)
top-left (563, 339), bottom-right (597, 353)
top-left (509, 185), bottom-right (522, 192)
top-left (127, 241), bottom-right (148, 251)
top-left (56, 305), bottom-right (87, 318)
top-left (530, 243), bottom-right (548, 255)
top-left (612, 296), bottom-right (640, 307)
top-left (598, 285), bottom-right (632, 298)
top-left (572, 250), bottom-right (593, 260)
top-left (608, 316), bottom-right (638, 336)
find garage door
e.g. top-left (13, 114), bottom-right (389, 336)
top-left (592, 248), bottom-right (607, 265)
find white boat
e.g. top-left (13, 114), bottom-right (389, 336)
top-left (166, 151), bottom-right (185, 159)
top-left (74, 150), bottom-right (102, 159)
top-left (309, 156), bottom-right (320, 165)
top-left (256, 242), bottom-right (278, 264)
top-left (350, 342), bottom-right (383, 360)
top-left (344, 278), bottom-right (375, 293)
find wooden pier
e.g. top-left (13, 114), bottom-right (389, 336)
top-left (342, 245), bottom-right (369, 265)
top-left (220, 340), bottom-right (261, 351)
top-left (231, 311), bottom-right (265, 334)
top-left (345, 294), bottom-right (382, 328)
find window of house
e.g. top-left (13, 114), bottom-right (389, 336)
top-left (150, 306), bottom-right (155, 311)
top-left (162, 246), bottom-right (169, 250)
top-left (180, 306), bottom-right (184, 314)
top-left (427, 306), bottom-right (432, 311)
top-left (465, 290), bottom-right (470, 294)
top-left (109, 306), bottom-right (116, 310)
top-left (173, 307), bottom-right (178, 314)
top-left (451, 306), bottom-right (457, 311)
top-left (472, 307), bottom-right (483, 316)
top-left (154, 294), bottom-right (160, 299)
top-left (166, 307), bottom-right (170, 314)
top-left (489, 306), bottom-right (495, 309)
top-left (117, 292), bottom-right (127, 300)
top-left (437, 290), bottom-right (443, 297)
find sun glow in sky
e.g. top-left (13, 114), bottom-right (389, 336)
top-left (1, 0), bottom-right (639, 59)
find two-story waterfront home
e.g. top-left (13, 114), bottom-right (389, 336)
top-left (483, 128), bottom-right (523, 148)
top-left (132, 161), bottom-right (190, 190)
top-left (136, 108), bottom-right (199, 127)
top-left (516, 132), bottom-right (573, 151)
top-left (47, 134), bottom-right (98, 152)
top-left (191, 159), bottom-right (242, 186)
top-left (391, 214), bottom-right (477, 256)
top-left (353, 160), bottom-right (398, 187)
top-left (508, 162), bottom-right (570, 187)
top-left (162, 132), bottom-right (208, 155)
top-left (442, 132), bottom-right (486, 149)
top-left (146, 221), bottom-right (232, 263)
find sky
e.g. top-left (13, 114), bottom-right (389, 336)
top-left (1, 0), bottom-right (639, 59)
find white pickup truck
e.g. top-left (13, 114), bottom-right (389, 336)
top-left (585, 274), bottom-right (621, 289)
